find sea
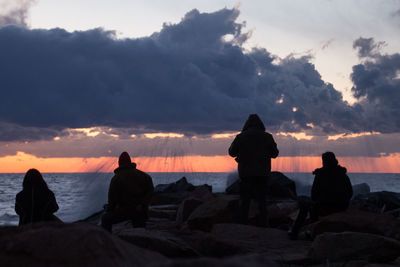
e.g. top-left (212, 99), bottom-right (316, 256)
top-left (1, 172), bottom-right (399, 226)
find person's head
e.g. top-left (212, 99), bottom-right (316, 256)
top-left (242, 114), bottom-right (266, 131)
top-left (118, 151), bottom-right (131, 167)
top-left (322, 152), bottom-right (338, 168)
top-left (23, 169), bottom-right (48, 190)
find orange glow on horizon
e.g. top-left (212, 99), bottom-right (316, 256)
top-left (0, 152), bottom-right (399, 173)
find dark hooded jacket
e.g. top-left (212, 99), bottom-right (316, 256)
top-left (15, 187), bottom-right (59, 225)
top-left (311, 165), bottom-right (353, 208)
top-left (108, 163), bottom-right (154, 218)
top-left (229, 115), bottom-right (279, 178)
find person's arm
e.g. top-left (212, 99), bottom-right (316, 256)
top-left (142, 174), bottom-right (154, 206)
top-left (15, 194), bottom-right (23, 216)
top-left (311, 173), bottom-right (321, 202)
top-left (47, 191), bottom-right (59, 213)
top-left (107, 176), bottom-right (118, 211)
top-left (343, 173), bottom-right (353, 201)
top-left (228, 135), bottom-right (240, 158)
top-left (268, 135), bottom-right (279, 159)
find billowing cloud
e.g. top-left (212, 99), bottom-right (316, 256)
top-left (0, 7), bottom-right (369, 141)
top-left (0, 0), bottom-right (36, 27)
top-left (351, 37), bottom-right (400, 133)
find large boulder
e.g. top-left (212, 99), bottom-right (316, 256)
top-left (152, 177), bottom-right (212, 205)
top-left (176, 185), bottom-right (215, 224)
top-left (113, 227), bottom-right (199, 258)
top-left (186, 194), bottom-right (297, 230)
top-left (149, 205), bottom-right (179, 220)
top-left (155, 177), bottom-right (196, 193)
top-left (308, 208), bottom-right (400, 241)
top-left (352, 183), bottom-right (371, 198)
top-left (210, 224), bottom-right (311, 264)
top-left (0, 222), bottom-right (166, 267)
top-left (309, 232), bottom-right (400, 263)
top-left (151, 254), bottom-right (280, 267)
top-left (225, 172), bottom-right (297, 200)
top-left (187, 195), bottom-right (240, 231)
top-left (267, 172), bottom-right (297, 199)
top-left (351, 191), bottom-right (400, 213)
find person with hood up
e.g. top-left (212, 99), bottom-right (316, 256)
top-left (229, 114), bottom-right (279, 226)
top-left (101, 151), bottom-right (154, 232)
top-left (288, 151), bottom-right (353, 239)
top-left (15, 169), bottom-right (60, 225)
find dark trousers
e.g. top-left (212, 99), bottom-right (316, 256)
top-left (291, 196), bottom-right (348, 235)
top-left (101, 210), bottom-right (146, 232)
top-left (239, 176), bottom-right (268, 227)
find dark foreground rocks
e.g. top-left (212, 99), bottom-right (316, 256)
top-left (4, 176), bottom-right (400, 266)
top-left (0, 222), bottom-right (166, 267)
top-left (308, 208), bottom-right (400, 241)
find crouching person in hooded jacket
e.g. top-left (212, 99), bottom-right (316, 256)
top-left (288, 151), bottom-right (353, 239)
top-left (101, 151), bottom-right (154, 232)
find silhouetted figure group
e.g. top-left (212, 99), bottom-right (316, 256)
top-left (229, 114), bottom-right (353, 239)
top-left (14, 113), bottom-right (353, 241)
top-left (15, 153), bottom-right (154, 231)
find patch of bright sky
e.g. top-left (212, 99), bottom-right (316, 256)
top-left (327, 131), bottom-right (381, 141)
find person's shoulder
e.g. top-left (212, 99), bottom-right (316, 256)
top-left (136, 168), bottom-right (152, 179)
top-left (263, 131), bottom-right (273, 137)
top-left (312, 167), bottom-right (323, 175)
top-left (16, 190), bottom-right (24, 199)
top-left (336, 165), bottom-right (347, 174)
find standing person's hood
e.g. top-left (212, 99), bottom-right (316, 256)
top-left (114, 162), bottom-right (137, 174)
top-left (242, 114), bottom-right (266, 132)
top-left (313, 165), bottom-right (347, 175)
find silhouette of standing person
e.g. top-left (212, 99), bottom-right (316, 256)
top-left (229, 114), bottom-right (279, 226)
top-left (101, 152), bottom-right (154, 232)
top-left (15, 169), bottom-right (60, 226)
top-left (288, 152), bottom-right (353, 239)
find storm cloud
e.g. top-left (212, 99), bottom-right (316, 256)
top-left (351, 37), bottom-right (400, 133)
top-left (0, 7), bottom-right (396, 141)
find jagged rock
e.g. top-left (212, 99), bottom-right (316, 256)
top-left (152, 177), bottom-right (212, 205)
top-left (308, 208), bottom-right (400, 241)
top-left (150, 254), bottom-right (280, 267)
top-left (309, 232), bottom-right (400, 263)
top-left (0, 222), bottom-right (166, 267)
top-left (210, 224), bottom-right (311, 264)
top-left (351, 191), bottom-right (400, 213)
top-left (176, 185), bottom-right (215, 224)
top-left (267, 172), bottom-right (297, 199)
top-left (352, 183), bottom-right (371, 198)
top-left (265, 201), bottom-right (298, 227)
top-left (225, 172), bottom-right (297, 200)
top-left (149, 205), bottom-right (178, 220)
top-left (187, 195), bottom-right (240, 231)
top-left (177, 199), bottom-right (204, 224)
top-left (185, 193), bottom-right (297, 230)
top-left (113, 227), bottom-right (199, 258)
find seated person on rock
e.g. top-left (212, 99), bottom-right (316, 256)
top-left (288, 152), bottom-right (353, 239)
top-left (15, 169), bottom-right (60, 226)
top-left (101, 151), bottom-right (154, 232)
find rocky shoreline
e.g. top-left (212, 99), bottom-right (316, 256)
top-left (1, 173), bottom-right (400, 266)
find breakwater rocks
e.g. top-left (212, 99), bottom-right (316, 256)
top-left (2, 173), bottom-right (400, 266)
